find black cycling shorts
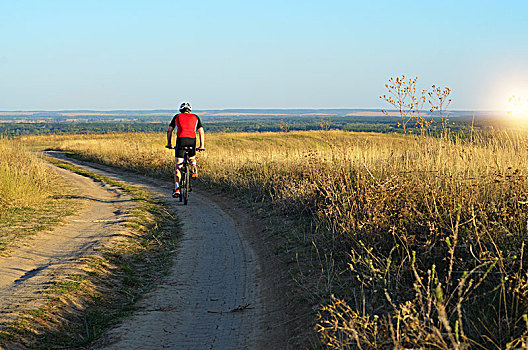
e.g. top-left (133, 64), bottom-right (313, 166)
top-left (175, 137), bottom-right (196, 158)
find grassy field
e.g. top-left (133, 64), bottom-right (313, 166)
top-left (24, 130), bottom-right (528, 349)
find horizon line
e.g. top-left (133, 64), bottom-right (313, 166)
top-left (0, 108), bottom-right (505, 113)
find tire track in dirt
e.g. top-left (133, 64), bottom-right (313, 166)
top-left (46, 154), bottom-right (280, 350)
top-left (98, 192), bottom-right (261, 349)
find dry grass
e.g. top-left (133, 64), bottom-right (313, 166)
top-left (0, 137), bottom-right (56, 209)
top-left (0, 137), bottom-right (77, 251)
top-left (25, 129), bottom-right (528, 348)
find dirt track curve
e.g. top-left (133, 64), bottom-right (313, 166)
top-left (45, 154), bottom-right (287, 350)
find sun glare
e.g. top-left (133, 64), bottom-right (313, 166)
top-left (507, 95), bottom-right (528, 120)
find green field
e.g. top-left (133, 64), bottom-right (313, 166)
top-left (0, 109), bottom-right (506, 137)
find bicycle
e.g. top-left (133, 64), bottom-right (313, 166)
top-left (179, 146), bottom-right (194, 205)
top-left (166, 145), bottom-right (204, 205)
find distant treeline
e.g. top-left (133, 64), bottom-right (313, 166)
top-left (0, 122), bottom-right (168, 136)
top-left (0, 116), bottom-right (497, 137)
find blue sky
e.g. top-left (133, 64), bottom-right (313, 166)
top-left (1, 0), bottom-right (527, 110)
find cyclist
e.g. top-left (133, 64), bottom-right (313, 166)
top-left (166, 102), bottom-right (205, 198)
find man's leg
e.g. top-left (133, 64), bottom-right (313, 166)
top-left (175, 157), bottom-right (184, 184)
top-left (189, 156), bottom-right (198, 177)
top-left (173, 157), bottom-right (184, 196)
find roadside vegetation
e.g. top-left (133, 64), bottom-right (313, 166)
top-left (23, 127), bottom-right (528, 349)
top-left (0, 137), bottom-right (77, 252)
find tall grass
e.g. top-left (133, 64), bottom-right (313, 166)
top-left (37, 130), bottom-right (528, 348)
top-left (0, 137), bottom-right (55, 210)
top-left (0, 136), bottom-right (73, 250)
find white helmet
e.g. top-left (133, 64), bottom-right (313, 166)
top-left (179, 102), bottom-right (192, 112)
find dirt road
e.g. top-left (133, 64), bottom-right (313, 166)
top-left (0, 152), bottom-right (287, 348)
top-left (45, 155), bottom-right (287, 349)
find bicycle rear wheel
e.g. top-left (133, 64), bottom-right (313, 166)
top-left (183, 168), bottom-right (190, 205)
top-left (179, 167), bottom-right (184, 203)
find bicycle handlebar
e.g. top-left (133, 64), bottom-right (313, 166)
top-left (165, 145), bottom-right (205, 152)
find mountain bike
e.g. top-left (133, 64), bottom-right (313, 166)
top-left (166, 145), bottom-right (204, 205)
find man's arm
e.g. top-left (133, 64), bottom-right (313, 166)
top-left (166, 126), bottom-right (174, 148)
top-left (197, 127), bottom-right (205, 149)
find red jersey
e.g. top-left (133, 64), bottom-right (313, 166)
top-left (169, 113), bottom-right (203, 138)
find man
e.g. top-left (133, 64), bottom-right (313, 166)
top-left (166, 102), bottom-right (205, 197)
